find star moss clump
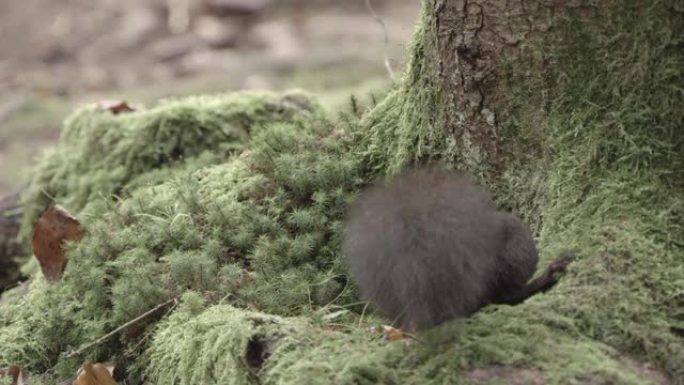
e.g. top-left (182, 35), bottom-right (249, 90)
top-left (18, 91), bottom-right (320, 246)
top-left (146, 292), bottom-right (392, 385)
top-left (0, 88), bottom-right (369, 379)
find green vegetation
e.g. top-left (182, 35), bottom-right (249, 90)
top-left (1, 88), bottom-right (367, 379)
top-left (0, 1), bottom-right (681, 384)
top-left (18, 91), bottom-right (321, 245)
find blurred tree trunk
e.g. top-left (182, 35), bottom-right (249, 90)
top-left (0, 189), bottom-right (24, 292)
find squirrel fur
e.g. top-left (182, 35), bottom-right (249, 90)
top-left (343, 167), bottom-right (573, 330)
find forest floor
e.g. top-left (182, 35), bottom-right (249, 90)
top-left (0, 0), bottom-right (420, 195)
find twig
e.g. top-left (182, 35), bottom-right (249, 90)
top-left (365, 0), bottom-right (396, 82)
top-left (126, 299), bottom-right (178, 357)
top-left (65, 297), bottom-right (178, 359)
top-left (358, 301), bottom-right (370, 328)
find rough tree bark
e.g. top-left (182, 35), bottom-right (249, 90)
top-left (431, 0), bottom-right (560, 160)
top-left (361, 0), bottom-right (593, 175)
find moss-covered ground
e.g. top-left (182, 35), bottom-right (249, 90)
top-left (0, 1), bottom-right (682, 384)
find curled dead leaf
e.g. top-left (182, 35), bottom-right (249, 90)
top-left (370, 325), bottom-right (409, 341)
top-left (382, 325), bottom-right (408, 341)
top-left (0, 365), bottom-right (28, 385)
top-left (97, 100), bottom-right (136, 115)
top-left (73, 362), bottom-right (118, 385)
top-left (31, 205), bottom-right (84, 282)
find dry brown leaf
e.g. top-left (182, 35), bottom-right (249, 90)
top-left (73, 363), bottom-right (118, 385)
top-left (370, 325), bottom-right (409, 341)
top-left (381, 325), bottom-right (408, 341)
top-left (15, 370), bottom-right (27, 385)
top-left (98, 100), bottom-right (136, 115)
top-left (31, 205), bottom-right (84, 282)
top-left (0, 365), bottom-right (28, 385)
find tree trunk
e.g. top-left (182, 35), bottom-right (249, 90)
top-left (430, 0), bottom-right (567, 163)
top-left (359, 0), bottom-right (683, 383)
top-left (0, 189), bottom-right (24, 292)
top-left (362, 0), bottom-right (590, 176)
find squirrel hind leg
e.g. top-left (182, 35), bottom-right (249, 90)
top-left (488, 213), bottom-right (575, 306)
top-left (491, 213), bottom-right (540, 295)
top-left (490, 213), bottom-right (578, 306)
top-left (493, 251), bottom-right (577, 306)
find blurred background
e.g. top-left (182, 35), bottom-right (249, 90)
top-left (0, 0), bottom-right (420, 196)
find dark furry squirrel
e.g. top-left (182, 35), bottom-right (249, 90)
top-left (343, 167), bottom-right (576, 331)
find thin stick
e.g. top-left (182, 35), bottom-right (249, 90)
top-left (365, 0), bottom-right (396, 82)
top-left (65, 298), bottom-right (178, 359)
top-left (357, 301), bottom-right (370, 328)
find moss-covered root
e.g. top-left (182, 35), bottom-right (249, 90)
top-left (146, 294), bottom-right (388, 385)
top-left (145, 295), bottom-right (666, 385)
top-left (19, 90), bottom-right (321, 245)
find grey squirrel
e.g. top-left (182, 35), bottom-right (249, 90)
top-left (343, 167), bottom-right (575, 330)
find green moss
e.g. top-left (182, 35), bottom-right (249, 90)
top-left (19, 90), bottom-right (322, 245)
top-left (352, 0), bottom-right (683, 383)
top-left (485, 0), bottom-right (683, 381)
top-left (357, 1), bottom-right (447, 177)
top-left (147, 297), bottom-right (396, 385)
top-left (1, 88), bottom-right (364, 379)
top-left (146, 299), bottom-right (260, 385)
top-left (0, 278), bottom-right (98, 375)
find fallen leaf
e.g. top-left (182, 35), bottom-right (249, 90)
top-left (98, 100), bottom-right (136, 115)
top-left (31, 205), bottom-right (84, 282)
top-left (0, 365), bottom-right (29, 385)
top-left (73, 363), bottom-right (118, 385)
top-left (370, 325), bottom-right (409, 341)
top-left (15, 370), bottom-right (27, 385)
top-left (382, 325), bottom-right (408, 341)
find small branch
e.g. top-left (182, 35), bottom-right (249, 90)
top-left (365, 0), bottom-right (396, 82)
top-left (64, 297), bottom-right (178, 359)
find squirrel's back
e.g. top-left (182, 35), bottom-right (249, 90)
top-left (343, 168), bottom-right (538, 330)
